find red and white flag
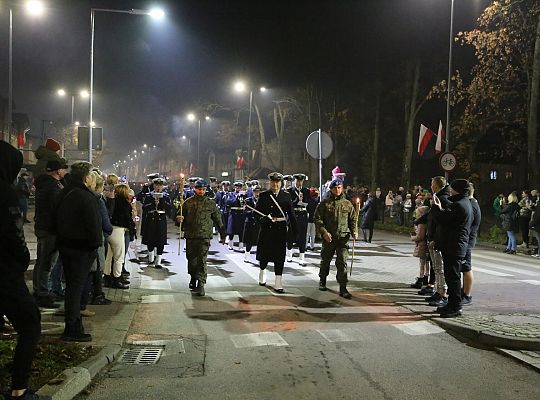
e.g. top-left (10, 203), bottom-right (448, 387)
top-left (417, 124), bottom-right (434, 156)
top-left (17, 128), bottom-right (30, 149)
top-left (435, 120), bottom-right (445, 154)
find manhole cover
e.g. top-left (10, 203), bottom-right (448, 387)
top-left (118, 347), bottom-right (163, 365)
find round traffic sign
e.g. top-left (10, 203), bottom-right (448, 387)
top-left (439, 152), bottom-right (457, 171)
top-left (306, 131), bottom-right (333, 160)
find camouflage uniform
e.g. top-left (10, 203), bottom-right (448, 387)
top-left (179, 195), bottom-right (225, 284)
top-left (314, 192), bottom-right (357, 286)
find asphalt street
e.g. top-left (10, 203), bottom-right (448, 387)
top-left (77, 227), bottom-right (540, 400)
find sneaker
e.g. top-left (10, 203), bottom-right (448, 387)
top-left (531, 254), bottom-right (540, 258)
top-left (80, 309), bottom-right (95, 317)
top-left (61, 333), bottom-right (92, 342)
top-left (418, 286), bottom-right (435, 296)
top-left (429, 297), bottom-right (448, 307)
top-left (36, 296), bottom-right (60, 309)
top-left (91, 295), bottom-right (112, 305)
top-left (410, 277), bottom-right (423, 289)
top-left (319, 279), bottom-right (327, 291)
top-left (6, 389), bottom-right (51, 400)
top-left (440, 308), bottom-right (463, 318)
top-left (425, 292), bottom-right (442, 302)
top-left (461, 295), bottom-right (473, 306)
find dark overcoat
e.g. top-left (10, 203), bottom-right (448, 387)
top-left (360, 196), bottom-right (377, 229)
top-left (141, 192), bottom-right (172, 247)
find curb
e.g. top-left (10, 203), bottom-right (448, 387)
top-left (432, 318), bottom-right (540, 351)
top-left (36, 344), bottom-right (122, 400)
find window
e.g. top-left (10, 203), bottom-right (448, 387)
top-left (505, 171), bottom-right (513, 180)
top-left (209, 154), bottom-right (215, 170)
top-left (489, 170), bottom-right (497, 180)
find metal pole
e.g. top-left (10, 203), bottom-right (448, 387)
top-left (8, 8), bottom-right (13, 144)
top-left (318, 128), bottom-right (323, 196)
top-left (197, 119), bottom-right (201, 171)
top-left (247, 90), bottom-right (253, 174)
top-left (71, 95), bottom-right (75, 124)
top-left (445, 0), bottom-right (455, 180)
top-left (89, 9), bottom-right (95, 163)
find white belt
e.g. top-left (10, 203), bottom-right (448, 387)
top-left (230, 207), bottom-right (243, 211)
top-left (294, 208), bottom-right (307, 212)
top-left (273, 217), bottom-right (286, 222)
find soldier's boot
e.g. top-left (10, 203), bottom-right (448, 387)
top-left (189, 276), bottom-right (197, 290)
top-left (154, 255), bottom-right (162, 269)
top-left (298, 253), bottom-right (306, 266)
top-left (319, 277), bottom-right (327, 291)
top-left (286, 249), bottom-right (293, 262)
top-left (148, 250), bottom-right (155, 265)
top-left (258, 269), bottom-right (266, 286)
top-left (244, 250), bottom-right (250, 263)
top-left (274, 275), bottom-right (284, 294)
top-left (239, 242), bottom-right (244, 251)
top-left (227, 238), bottom-right (234, 250)
top-left (196, 281), bottom-right (205, 297)
top-left (339, 285), bottom-right (352, 299)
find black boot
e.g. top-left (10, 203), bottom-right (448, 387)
top-left (121, 264), bottom-right (130, 276)
top-left (112, 277), bottom-right (129, 289)
top-left (319, 277), bottom-right (327, 291)
top-left (103, 275), bottom-right (113, 288)
top-left (189, 277), bottom-right (197, 290)
top-left (422, 276), bottom-right (429, 286)
top-left (410, 277), bottom-right (422, 289)
top-left (195, 281), bottom-right (205, 297)
top-left (339, 285), bottom-right (352, 299)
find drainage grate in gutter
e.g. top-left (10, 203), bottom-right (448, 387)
top-left (118, 347), bottom-right (163, 365)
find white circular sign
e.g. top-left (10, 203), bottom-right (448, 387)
top-left (439, 152), bottom-right (457, 171)
top-left (306, 131), bottom-right (333, 160)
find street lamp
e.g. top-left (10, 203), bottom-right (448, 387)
top-left (233, 81), bottom-right (267, 174)
top-left (445, 0), bottom-right (455, 164)
top-left (186, 113), bottom-right (211, 172)
top-left (6, 1), bottom-right (45, 143)
top-left (89, 7), bottom-right (165, 163)
top-left (56, 88), bottom-right (89, 124)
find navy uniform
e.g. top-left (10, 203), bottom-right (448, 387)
top-left (255, 173), bottom-right (297, 293)
top-left (242, 185), bottom-right (261, 263)
top-left (206, 177), bottom-right (218, 200)
top-left (136, 173), bottom-right (159, 240)
top-left (141, 178), bottom-right (172, 268)
top-left (282, 174), bottom-right (293, 190)
top-left (215, 181), bottom-right (231, 230)
top-left (226, 182), bottom-right (246, 250)
top-left (184, 177), bottom-right (198, 200)
top-left (286, 174), bottom-right (312, 265)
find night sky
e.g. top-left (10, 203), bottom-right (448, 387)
top-left (0, 0), bottom-right (490, 168)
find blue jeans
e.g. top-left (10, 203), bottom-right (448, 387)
top-left (506, 230), bottom-right (516, 251)
top-left (48, 258), bottom-right (64, 295)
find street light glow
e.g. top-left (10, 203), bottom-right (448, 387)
top-left (187, 113), bottom-right (196, 121)
top-left (80, 90), bottom-right (89, 98)
top-left (74, 121), bottom-right (80, 126)
top-left (90, 121), bottom-right (96, 127)
top-left (181, 135), bottom-right (186, 139)
top-left (205, 116), bottom-right (210, 121)
top-left (143, 144), bottom-right (147, 148)
top-left (57, 89), bottom-right (66, 96)
top-left (234, 81), bottom-right (246, 93)
top-left (148, 8), bottom-right (165, 19)
top-left (260, 86), bottom-right (267, 92)
top-left (26, 1), bottom-right (45, 16)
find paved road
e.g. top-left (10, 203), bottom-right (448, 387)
top-left (75, 227), bottom-right (540, 399)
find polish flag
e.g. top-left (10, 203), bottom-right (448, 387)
top-left (435, 120), bottom-right (445, 154)
top-left (417, 124), bottom-right (434, 156)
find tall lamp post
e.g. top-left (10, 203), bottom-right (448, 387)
top-left (187, 113), bottom-right (210, 172)
top-left (6, 1), bottom-right (45, 143)
top-left (56, 88), bottom-right (89, 124)
top-left (89, 7), bottom-right (164, 162)
top-left (445, 0), bottom-right (455, 180)
top-left (233, 81), bottom-right (267, 174)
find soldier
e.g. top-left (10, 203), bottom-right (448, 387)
top-left (184, 177), bottom-right (198, 200)
top-left (255, 173), bottom-right (297, 293)
top-left (314, 178), bottom-right (358, 299)
top-left (176, 179), bottom-right (226, 296)
top-left (282, 175), bottom-right (293, 190)
top-left (206, 177), bottom-right (218, 199)
top-left (216, 180), bottom-right (231, 229)
top-left (242, 184), bottom-right (261, 263)
top-left (226, 182), bottom-right (246, 251)
top-left (141, 177), bottom-right (172, 268)
top-left (321, 166), bottom-right (346, 200)
top-left (306, 187), bottom-right (320, 250)
top-left (246, 180), bottom-right (259, 198)
top-left (286, 173), bottom-right (312, 265)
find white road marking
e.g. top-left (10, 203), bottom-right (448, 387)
top-left (317, 328), bottom-right (368, 342)
top-left (519, 280), bottom-right (540, 285)
top-left (230, 332), bottom-right (288, 348)
top-left (475, 252), bottom-right (540, 271)
top-left (392, 321), bottom-right (445, 336)
top-left (475, 260), bottom-right (540, 276)
top-left (139, 275), bottom-right (172, 290)
top-left (473, 267), bottom-right (513, 277)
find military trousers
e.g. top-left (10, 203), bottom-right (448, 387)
top-left (319, 234), bottom-right (350, 285)
top-left (186, 238), bottom-right (211, 284)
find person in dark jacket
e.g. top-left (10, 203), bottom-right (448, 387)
top-left (0, 141), bottom-right (45, 400)
top-left (462, 183), bottom-right (482, 306)
top-left (15, 172), bottom-right (31, 223)
top-left (500, 192), bottom-right (520, 254)
top-left (360, 192), bottom-right (377, 243)
top-left (33, 158), bottom-right (67, 309)
top-left (425, 177), bottom-right (451, 307)
top-left (432, 179), bottom-right (473, 318)
top-left (255, 172), bottom-right (297, 293)
top-left (56, 162), bottom-right (102, 342)
top-left (530, 205), bottom-right (540, 258)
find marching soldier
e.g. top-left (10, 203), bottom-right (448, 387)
top-left (306, 188), bottom-right (320, 250)
top-left (141, 177), bottom-right (172, 268)
top-left (216, 180), bottom-right (231, 229)
top-left (282, 174), bottom-right (293, 190)
top-left (184, 177), bottom-right (198, 199)
top-left (176, 179), bottom-right (226, 296)
top-left (226, 182), bottom-right (246, 250)
top-left (314, 178), bottom-right (357, 299)
top-left (207, 177), bottom-right (218, 199)
top-left (242, 184), bottom-right (261, 263)
top-left (286, 173), bottom-right (312, 265)
top-left (255, 172), bottom-right (297, 293)
top-left (246, 179), bottom-right (259, 197)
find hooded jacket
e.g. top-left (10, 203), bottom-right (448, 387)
top-left (33, 145), bottom-right (62, 179)
top-left (0, 141), bottom-right (31, 293)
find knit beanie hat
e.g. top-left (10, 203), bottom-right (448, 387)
top-left (45, 138), bottom-right (61, 152)
top-left (450, 179), bottom-right (470, 195)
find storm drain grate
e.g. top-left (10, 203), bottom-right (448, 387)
top-left (118, 347), bottom-right (163, 365)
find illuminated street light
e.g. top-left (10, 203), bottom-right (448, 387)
top-left (57, 89), bottom-right (66, 96)
top-left (80, 90), bottom-right (89, 98)
top-left (90, 121), bottom-right (96, 127)
top-left (187, 113), bottom-right (196, 121)
top-left (56, 88), bottom-right (89, 124)
top-left (26, 1), bottom-right (45, 16)
top-left (133, 150), bottom-right (137, 153)
top-left (74, 121), bottom-right (80, 126)
top-left (148, 8), bottom-right (165, 19)
top-left (205, 116), bottom-right (210, 121)
top-left (234, 81), bottom-right (246, 93)
top-left (260, 86), bottom-right (267, 92)
top-left (181, 135), bottom-right (186, 139)
top-left (143, 144), bottom-right (147, 148)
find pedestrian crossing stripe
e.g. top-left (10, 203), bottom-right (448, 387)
top-left (392, 321), bottom-right (445, 336)
top-left (230, 332), bottom-right (289, 348)
top-left (519, 280), bottom-right (540, 285)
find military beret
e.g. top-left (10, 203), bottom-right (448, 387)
top-left (194, 179), bottom-right (207, 188)
top-left (268, 172), bottom-right (284, 181)
top-left (329, 178), bottom-right (344, 189)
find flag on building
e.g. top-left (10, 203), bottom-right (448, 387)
top-left (435, 120), bottom-right (445, 154)
top-left (16, 128), bottom-right (30, 149)
top-left (417, 124), bottom-right (434, 156)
